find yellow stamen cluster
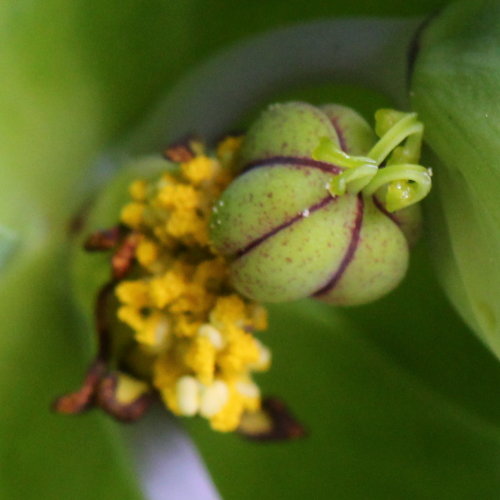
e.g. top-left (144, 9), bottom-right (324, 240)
top-left (116, 139), bottom-right (271, 432)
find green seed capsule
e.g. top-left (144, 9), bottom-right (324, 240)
top-left (211, 101), bottom-right (430, 306)
top-left (237, 102), bottom-right (340, 169)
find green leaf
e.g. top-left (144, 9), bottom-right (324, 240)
top-left (0, 243), bottom-right (144, 500)
top-left (0, 0), bottom-right (194, 244)
top-left (0, 1), bottom-right (196, 498)
top-left (411, 0), bottom-right (500, 357)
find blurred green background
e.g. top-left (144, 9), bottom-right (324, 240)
top-left (3, 1), bottom-right (500, 499)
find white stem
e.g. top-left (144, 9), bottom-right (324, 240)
top-left (126, 408), bottom-right (220, 500)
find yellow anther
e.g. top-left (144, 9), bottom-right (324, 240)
top-left (199, 380), bottom-right (229, 418)
top-left (198, 324), bottom-right (225, 350)
top-left (193, 258), bottom-right (228, 288)
top-left (251, 340), bottom-right (272, 371)
top-left (115, 281), bottom-right (150, 308)
top-left (166, 210), bottom-right (205, 241)
top-left (120, 202), bottom-right (145, 229)
top-left (247, 303), bottom-right (268, 331)
top-left (169, 283), bottom-right (214, 315)
top-left (135, 312), bottom-right (171, 350)
top-left (129, 179), bottom-right (148, 202)
top-left (136, 238), bottom-right (160, 267)
top-left (174, 316), bottom-right (202, 338)
top-left (218, 331), bottom-right (261, 374)
top-left (176, 376), bottom-right (201, 416)
top-left (208, 381), bottom-right (260, 432)
top-left (216, 136), bottom-right (243, 168)
top-left (236, 380), bottom-right (260, 400)
top-left (209, 392), bottom-right (245, 432)
top-left (157, 184), bottom-right (199, 210)
top-left (117, 305), bottom-right (144, 331)
top-left (184, 336), bottom-right (216, 385)
top-left (154, 352), bottom-right (184, 387)
top-left (149, 271), bottom-right (186, 308)
top-left (210, 295), bottom-right (247, 330)
top-left (115, 373), bottom-right (150, 404)
top-left (181, 155), bottom-right (218, 185)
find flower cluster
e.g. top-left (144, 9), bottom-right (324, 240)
top-left (54, 138), bottom-right (273, 434)
top-left (116, 139), bottom-right (271, 431)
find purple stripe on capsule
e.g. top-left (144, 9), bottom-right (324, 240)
top-left (235, 195), bottom-right (337, 259)
top-left (313, 195), bottom-right (364, 297)
top-left (244, 156), bottom-right (343, 175)
top-left (372, 195), bottom-right (400, 226)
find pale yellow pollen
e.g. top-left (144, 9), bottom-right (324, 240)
top-left (115, 373), bottom-right (150, 404)
top-left (197, 324), bottom-right (224, 350)
top-left (236, 380), bottom-right (260, 399)
top-left (209, 387), bottom-right (247, 432)
top-left (199, 380), bottom-right (229, 418)
top-left (176, 375), bottom-right (201, 416)
top-left (251, 340), bottom-right (272, 371)
top-left (237, 408), bottom-right (273, 436)
top-left (135, 312), bottom-right (171, 350)
top-left (247, 304), bottom-right (268, 331)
